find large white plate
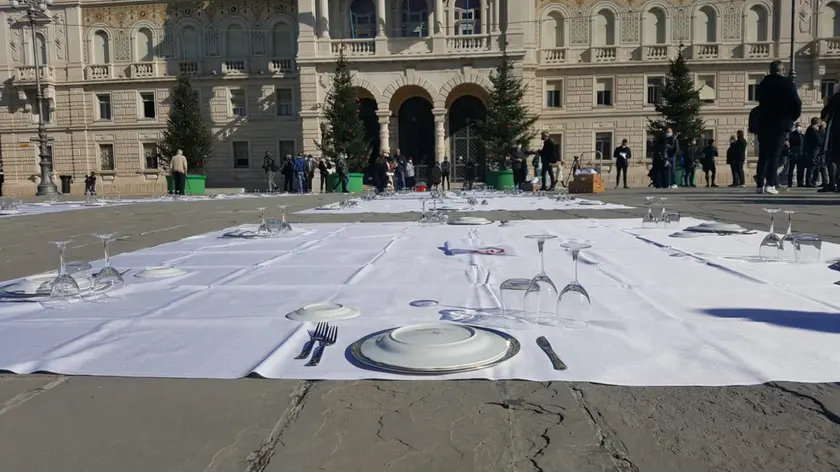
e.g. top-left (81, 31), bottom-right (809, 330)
top-left (686, 222), bottom-right (748, 233)
top-left (286, 303), bottom-right (360, 322)
top-left (357, 323), bottom-right (512, 371)
top-left (134, 266), bottom-right (187, 278)
top-left (449, 217), bottom-right (493, 226)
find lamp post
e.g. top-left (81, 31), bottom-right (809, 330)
top-left (11, 0), bottom-right (58, 196)
top-left (789, 0), bottom-right (796, 83)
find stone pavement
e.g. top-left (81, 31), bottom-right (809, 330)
top-left (0, 188), bottom-right (839, 472)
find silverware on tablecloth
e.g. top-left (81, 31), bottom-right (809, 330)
top-left (536, 336), bottom-right (567, 371)
top-left (306, 325), bottom-right (338, 367)
top-left (295, 322), bottom-right (327, 359)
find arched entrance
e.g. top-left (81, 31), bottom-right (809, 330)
top-left (398, 97), bottom-right (434, 181)
top-left (448, 95), bottom-right (486, 181)
top-left (357, 97), bottom-right (379, 158)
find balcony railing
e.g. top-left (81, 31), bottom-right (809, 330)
top-left (819, 38), bottom-right (840, 55)
top-left (388, 37), bottom-right (432, 55)
top-left (743, 42), bottom-right (771, 59)
top-left (541, 48), bottom-right (566, 64)
top-left (14, 65), bottom-right (55, 84)
top-left (221, 59), bottom-right (248, 75)
top-left (332, 39), bottom-right (375, 56)
top-left (692, 43), bottom-right (719, 59)
top-left (130, 62), bottom-right (157, 78)
top-left (179, 61), bottom-right (200, 75)
top-left (86, 64), bottom-right (112, 80)
top-left (590, 46), bottom-right (617, 62)
top-left (643, 45), bottom-right (669, 61)
top-left (269, 58), bottom-right (296, 74)
top-left (446, 35), bottom-right (490, 51)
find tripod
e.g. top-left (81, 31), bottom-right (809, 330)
top-left (564, 156), bottom-right (581, 187)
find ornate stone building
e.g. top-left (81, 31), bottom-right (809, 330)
top-left (0, 0), bottom-right (837, 194)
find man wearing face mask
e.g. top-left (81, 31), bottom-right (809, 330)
top-left (755, 60), bottom-right (802, 194)
top-left (787, 122), bottom-right (803, 188)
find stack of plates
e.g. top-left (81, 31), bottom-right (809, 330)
top-left (134, 266), bottom-right (187, 278)
top-left (449, 217), bottom-right (493, 226)
top-left (684, 222), bottom-right (749, 234)
top-left (351, 322), bottom-right (520, 375)
top-left (286, 303), bottom-right (360, 322)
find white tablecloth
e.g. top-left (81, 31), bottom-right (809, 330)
top-left (297, 194), bottom-right (631, 214)
top-left (0, 217), bottom-right (838, 386)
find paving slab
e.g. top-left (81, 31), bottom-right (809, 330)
top-left (0, 188), bottom-right (838, 472)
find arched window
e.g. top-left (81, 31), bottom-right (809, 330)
top-left (272, 22), bottom-right (295, 56)
top-left (402, 0), bottom-right (428, 37)
top-left (137, 27), bottom-right (154, 61)
top-left (181, 25), bottom-right (200, 59)
top-left (541, 11), bottom-right (564, 48)
top-left (32, 32), bottom-right (48, 65)
top-left (225, 23), bottom-right (248, 57)
top-left (93, 30), bottom-right (110, 63)
top-left (644, 7), bottom-right (666, 45)
top-left (593, 9), bottom-right (615, 46)
top-left (454, 0), bottom-right (481, 35)
top-left (745, 5), bottom-right (768, 42)
top-left (695, 6), bottom-right (717, 43)
top-left (823, 2), bottom-right (840, 37)
top-left (350, 0), bottom-right (376, 38)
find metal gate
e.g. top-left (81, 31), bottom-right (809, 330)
top-left (451, 126), bottom-right (480, 182)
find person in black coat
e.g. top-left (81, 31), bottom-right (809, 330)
top-left (755, 60), bottom-right (802, 194)
top-left (701, 139), bottom-right (719, 188)
top-left (802, 117), bottom-right (822, 187)
top-left (653, 128), bottom-right (679, 188)
top-left (821, 90), bottom-right (840, 192)
top-left (612, 139), bottom-right (631, 189)
top-left (463, 159), bottom-right (476, 191)
top-left (787, 123), bottom-right (803, 187)
top-left (373, 156), bottom-right (389, 193)
top-left (538, 132), bottom-right (557, 191)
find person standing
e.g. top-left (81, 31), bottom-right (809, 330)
top-left (262, 152), bottom-right (278, 192)
top-left (787, 123), bottom-right (803, 188)
top-left (464, 159), bottom-right (476, 191)
top-left (681, 141), bottom-right (698, 188)
top-left (0, 165), bottom-right (4, 197)
top-left (373, 156), bottom-right (389, 193)
top-left (511, 149), bottom-right (525, 189)
top-left (755, 60), bottom-right (802, 195)
top-left (84, 172), bottom-right (97, 195)
top-left (335, 153), bottom-right (349, 193)
top-left (430, 161), bottom-right (442, 191)
top-left (282, 155), bottom-right (293, 192)
top-left (815, 121), bottom-right (829, 189)
top-left (318, 158), bottom-right (330, 193)
top-left (305, 154), bottom-right (316, 193)
top-left (821, 90), bottom-right (840, 192)
top-left (701, 139), bottom-right (719, 188)
top-left (613, 139), bottom-right (631, 189)
top-left (393, 150), bottom-right (407, 191)
top-left (405, 157), bottom-right (415, 189)
top-left (440, 157), bottom-right (451, 190)
top-left (538, 132), bottom-right (557, 190)
top-left (803, 117), bottom-right (822, 187)
top-left (170, 149), bottom-right (188, 195)
top-left (654, 128), bottom-right (679, 189)
top-left (292, 153), bottom-right (306, 193)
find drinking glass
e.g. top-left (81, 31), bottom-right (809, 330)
top-left (279, 205), bottom-right (292, 231)
top-left (556, 241), bottom-right (592, 329)
top-left (499, 278), bottom-right (538, 318)
top-left (641, 196), bottom-right (656, 227)
top-left (264, 218), bottom-right (284, 236)
top-left (793, 234), bottom-right (822, 264)
top-left (90, 233), bottom-right (125, 300)
top-left (780, 210), bottom-right (797, 261)
top-left (45, 241), bottom-right (81, 308)
top-left (256, 207), bottom-right (268, 234)
top-left (523, 234), bottom-right (559, 324)
top-left (758, 208), bottom-right (783, 261)
top-left (657, 197), bottom-right (668, 227)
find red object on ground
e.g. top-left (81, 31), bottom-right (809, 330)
top-left (415, 184), bottom-right (427, 192)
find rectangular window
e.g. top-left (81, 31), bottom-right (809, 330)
top-left (595, 78), bottom-right (613, 106)
top-left (455, 9), bottom-right (478, 35)
top-left (747, 74), bottom-right (764, 102)
top-left (545, 80), bottom-right (564, 108)
top-left (99, 143), bottom-right (115, 170)
top-left (595, 132), bottom-right (613, 160)
top-left (230, 89), bottom-right (247, 117)
top-left (278, 140), bottom-right (296, 158)
top-left (645, 132), bottom-right (657, 159)
top-left (140, 92), bottom-right (156, 119)
top-left (96, 93), bottom-right (112, 120)
top-left (143, 143), bottom-right (159, 169)
top-left (696, 74), bottom-right (717, 104)
top-left (276, 88), bottom-right (294, 116)
top-left (646, 76), bottom-right (663, 105)
top-left (821, 79), bottom-right (837, 100)
top-left (233, 141), bottom-right (250, 168)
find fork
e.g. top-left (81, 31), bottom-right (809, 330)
top-left (294, 322), bottom-right (327, 359)
top-left (305, 325), bottom-right (337, 367)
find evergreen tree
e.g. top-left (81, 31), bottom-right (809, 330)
top-left (648, 48), bottom-right (705, 148)
top-left (159, 74), bottom-right (214, 173)
top-left (317, 48), bottom-right (370, 172)
top-left (475, 54), bottom-right (538, 170)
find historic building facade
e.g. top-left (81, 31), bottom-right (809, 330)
top-left (0, 0), bottom-right (838, 194)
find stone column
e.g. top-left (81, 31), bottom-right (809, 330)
top-left (434, 0), bottom-right (444, 35)
top-left (480, 0), bottom-right (487, 34)
top-left (433, 109), bottom-right (446, 163)
top-left (318, 0), bottom-right (330, 38)
top-left (377, 110), bottom-right (391, 154)
top-left (492, 0), bottom-right (500, 33)
top-left (377, 0), bottom-right (387, 36)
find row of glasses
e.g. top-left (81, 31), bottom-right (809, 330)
top-left (759, 209), bottom-right (821, 263)
top-left (256, 206), bottom-right (292, 235)
top-left (45, 234), bottom-right (125, 308)
top-left (1, 198), bottom-right (22, 212)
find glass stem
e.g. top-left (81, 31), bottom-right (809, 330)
top-left (769, 213), bottom-right (775, 234)
top-left (58, 246), bottom-right (66, 276)
top-left (786, 214), bottom-right (793, 236)
top-left (103, 240), bottom-right (111, 267)
top-left (572, 250), bottom-right (580, 282)
top-left (537, 240), bottom-right (546, 275)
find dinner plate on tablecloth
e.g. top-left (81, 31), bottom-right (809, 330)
top-left (134, 266), bottom-right (187, 279)
top-left (286, 303), bottom-right (360, 322)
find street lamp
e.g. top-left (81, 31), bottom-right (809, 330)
top-left (11, 0), bottom-right (58, 196)
top-left (789, 0), bottom-right (796, 83)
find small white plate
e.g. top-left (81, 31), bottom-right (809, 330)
top-left (134, 266), bottom-right (187, 278)
top-left (286, 303), bottom-right (360, 322)
top-left (359, 322), bottom-right (510, 371)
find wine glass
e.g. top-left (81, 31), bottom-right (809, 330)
top-left (556, 241), bottom-right (592, 329)
top-left (279, 205), bottom-right (292, 231)
top-left (657, 197), bottom-right (668, 227)
top-left (642, 196), bottom-right (656, 227)
top-left (758, 208), bottom-right (783, 261)
top-left (90, 233), bottom-right (125, 301)
top-left (44, 241), bottom-right (81, 308)
top-left (780, 210), bottom-right (797, 261)
top-left (523, 234), bottom-right (559, 325)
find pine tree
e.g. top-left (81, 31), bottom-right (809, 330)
top-left (647, 48), bottom-right (705, 148)
top-left (158, 74), bottom-right (214, 173)
top-left (475, 54), bottom-right (538, 171)
top-left (317, 48), bottom-right (370, 172)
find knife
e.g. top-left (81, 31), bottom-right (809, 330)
top-left (536, 336), bottom-right (567, 371)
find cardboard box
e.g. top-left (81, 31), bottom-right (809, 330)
top-left (569, 173), bottom-right (605, 194)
